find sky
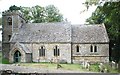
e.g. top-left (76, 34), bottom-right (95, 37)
top-left (0, 0), bottom-right (97, 41)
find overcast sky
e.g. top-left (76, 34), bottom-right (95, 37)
top-left (0, 0), bottom-right (97, 41)
top-left (0, 0), bottom-right (97, 24)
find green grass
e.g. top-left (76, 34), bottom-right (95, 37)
top-left (89, 64), bottom-right (99, 72)
top-left (104, 63), bottom-right (119, 73)
top-left (0, 51), bottom-right (9, 64)
top-left (19, 62), bottom-right (119, 73)
top-left (19, 63), bottom-right (92, 72)
top-left (2, 58), bottom-right (9, 64)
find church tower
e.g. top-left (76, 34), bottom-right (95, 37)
top-left (2, 10), bottom-right (26, 61)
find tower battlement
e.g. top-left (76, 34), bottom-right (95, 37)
top-left (2, 10), bottom-right (23, 17)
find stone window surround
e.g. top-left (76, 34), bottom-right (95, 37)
top-left (76, 45), bottom-right (79, 52)
top-left (39, 46), bottom-right (45, 57)
top-left (53, 45), bottom-right (60, 56)
top-left (7, 17), bottom-right (12, 25)
top-left (90, 45), bottom-right (98, 53)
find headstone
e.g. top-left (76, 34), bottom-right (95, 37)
top-left (111, 61), bottom-right (116, 69)
top-left (82, 60), bottom-right (85, 69)
top-left (98, 63), bottom-right (105, 72)
top-left (82, 60), bottom-right (90, 70)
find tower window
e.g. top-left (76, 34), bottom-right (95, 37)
top-left (39, 46), bottom-right (45, 56)
top-left (54, 45), bottom-right (60, 56)
top-left (76, 45), bottom-right (79, 52)
top-left (8, 35), bottom-right (11, 40)
top-left (7, 17), bottom-right (12, 25)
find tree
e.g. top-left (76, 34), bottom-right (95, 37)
top-left (31, 5), bottom-right (46, 23)
top-left (8, 5), bottom-right (63, 23)
top-left (86, 2), bottom-right (120, 62)
top-left (45, 5), bottom-right (63, 22)
top-left (20, 7), bottom-right (32, 22)
top-left (9, 5), bottom-right (20, 11)
top-left (19, 5), bottom-right (63, 23)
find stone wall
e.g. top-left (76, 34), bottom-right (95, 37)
top-left (72, 44), bottom-right (109, 63)
top-left (9, 44), bottom-right (26, 63)
top-left (31, 43), bottom-right (71, 63)
top-left (26, 53), bottom-right (32, 62)
top-left (2, 43), bottom-right (10, 59)
top-left (2, 11), bottom-right (26, 61)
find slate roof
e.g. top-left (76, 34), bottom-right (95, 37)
top-left (13, 42), bottom-right (31, 53)
top-left (19, 43), bottom-right (31, 53)
top-left (72, 24), bottom-right (109, 43)
top-left (10, 22), bottom-right (109, 43)
top-left (10, 22), bottom-right (71, 43)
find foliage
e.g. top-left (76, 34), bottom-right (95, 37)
top-left (104, 63), bottom-right (119, 73)
top-left (18, 5), bottom-right (63, 23)
top-left (0, 52), bottom-right (2, 63)
top-left (89, 63), bottom-right (99, 72)
top-left (86, 2), bottom-right (120, 62)
top-left (0, 18), bottom-right (2, 25)
top-left (45, 5), bottom-right (63, 22)
top-left (9, 5), bottom-right (20, 11)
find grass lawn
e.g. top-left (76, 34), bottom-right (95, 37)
top-left (19, 62), bottom-right (119, 73)
top-left (0, 51), bottom-right (9, 64)
top-left (19, 62), bottom-right (97, 72)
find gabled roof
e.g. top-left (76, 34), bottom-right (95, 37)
top-left (10, 22), bottom-right (109, 43)
top-left (72, 24), bottom-right (109, 43)
top-left (12, 42), bottom-right (31, 53)
top-left (10, 22), bottom-right (71, 43)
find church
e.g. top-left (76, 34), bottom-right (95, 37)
top-left (2, 11), bottom-right (109, 63)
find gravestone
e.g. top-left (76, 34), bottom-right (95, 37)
top-left (98, 63), bottom-right (105, 72)
top-left (111, 61), bottom-right (116, 69)
top-left (81, 60), bottom-right (90, 70)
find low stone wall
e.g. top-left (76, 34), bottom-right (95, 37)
top-left (72, 56), bottom-right (109, 64)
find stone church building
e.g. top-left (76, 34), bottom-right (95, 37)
top-left (2, 11), bottom-right (109, 63)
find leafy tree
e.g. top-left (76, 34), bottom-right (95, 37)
top-left (8, 5), bottom-right (63, 23)
top-left (20, 7), bottom-right (32, 22)
top-left (9, 5), bottom-right (20, 11)
top-left (86, 2), bottom-right (120, 62)
top-left (31, 5), bottom-right (46, 23)
top-left (19, 5), bottom-right (63, 23)
top-left (45, 5), bottom-right (63, 22)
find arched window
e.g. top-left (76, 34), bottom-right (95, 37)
top-left (54, 45), bottom-right (60, 56)
top-left (7, 17), bottom-right (12, 25)
top-left (90, 45), bottom-right (93, 52)
top-left (76, 45), bottom-right (79, 52)
top-left (39, 46), bottom-right (45, 56)
top-left (94, 45), bottom-right (97, 52)
top-left (14, 50), bottom-right (21, 63)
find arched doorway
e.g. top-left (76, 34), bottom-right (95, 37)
top-left (14, 50), bottom-right (21, 63)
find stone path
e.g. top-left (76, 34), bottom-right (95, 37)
top-left (0, 64), bottom-right (97, 73)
